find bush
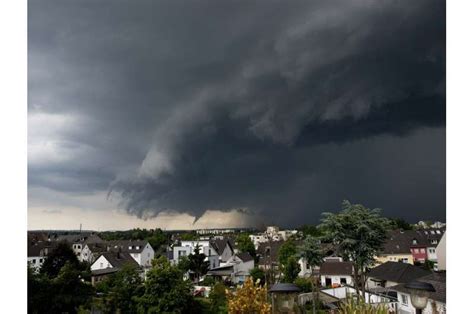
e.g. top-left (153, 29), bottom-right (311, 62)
top-left (294, 277), bottom-right (313, 293)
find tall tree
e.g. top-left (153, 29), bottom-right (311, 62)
top-left (137, 256), bottom-right (194, 313)
top-left (188, 245), bottom-right (210, 282)
top-left (300, 235), bottom-right (324, 314)
top-left (96, 264), bottom-right (144, 313)
top-left (282, 256), bottom-right (301, 283)
top-left (235, 233), bottom-right (256, 258)
top-left (40, 242), bottom-right (80, 278)
top-left (226, 278), bottom-right (271, 314)
top-left (319, 200), bottom-right (389, 297)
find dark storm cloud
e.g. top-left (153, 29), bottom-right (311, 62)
top-left (28, 0), bottom-right (445, 225)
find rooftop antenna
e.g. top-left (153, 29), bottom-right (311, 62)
top-left (79, 223), bottom-right (82, 234)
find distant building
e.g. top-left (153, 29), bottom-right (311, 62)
top-left (90, 251), bottom-right (141, 286)
top-left (171, 240), bottom-right (220, 269)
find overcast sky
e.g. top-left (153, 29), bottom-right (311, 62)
top-left (28, 0), bottom-right (445, 230)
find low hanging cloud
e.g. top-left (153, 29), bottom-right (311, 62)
top-left (29, 0), bottom-right (445, 226)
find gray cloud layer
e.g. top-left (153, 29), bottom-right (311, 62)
top-left (29, 0), bottom-right (445, 226)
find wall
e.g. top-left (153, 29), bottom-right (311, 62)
top-left (397, 291), bottom-right (446, 314)
top-left (320, 274), bottom-right (353, 287)
top-left (435, 233), bottom-right (446, 271)
top-left (139, 243), bottom-right (154, 267)
top-left (27, 256), bottom-right (45, 272)
top-left (375, 254), bottom-right (414, 265)
top-left (91, 255), bottom-right (112, 271)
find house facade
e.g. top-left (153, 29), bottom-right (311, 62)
top-left (319, 261), bottom-right (353, 287)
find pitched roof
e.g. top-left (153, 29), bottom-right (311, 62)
top-left (256, 240), bottom-right (284, 265)
top-left (101, 251), bottom-right (140, 269)
top-left (55, 233), bottom-right (104, 244)
top-left (108, 240), bottom-right (149, 253)
top-left (320, 261), bottom-right (353, 276)
top-left (391, 272), bottom-right (446, 303)
top-left (85, 243), bottom-right (109, 253)
top-left (382, 229), bottom-right (444, 255)
top-left (367, 262), bottom-right (431, 284)
top-left (236, 252), bottom-right (254, 262)
top-left (210, 238), bottom-right (234, 255)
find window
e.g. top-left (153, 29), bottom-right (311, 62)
top-left (412, 239), bottom-right (418, 245)
top-left (39, 259), bottom-right (43, 263)
top-left (401, 294), bottom-right (408, 305)
top-left (340, 278), bottom-right (347, 284)
top-left (420, 248), bottom-right (425, 253)
top-left (100, 263), bottom-right (103, 268)
top-left (32, 259), bottom-right (36, 264)
top-left (414, 248), bottom-right (419, 253)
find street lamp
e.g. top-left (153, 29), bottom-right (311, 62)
top-left (404, 281), bottom-right (436, 314)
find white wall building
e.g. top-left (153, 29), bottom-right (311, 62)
top-left (319, 261), bottom-right (354, 287)
top-left (172, 240), bottom-right (220, 269)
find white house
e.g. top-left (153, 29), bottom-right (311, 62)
top-left (210, 238), bottom-right (234, 263)
top-left (108, 240), bottom-right (155, 267)
top-left (319, 261), bottom-right (353, 287)
top-left (172, 240), bottom-right (220, 269)
top-left (56, 234), bottom-right (104, 258)
top-left (80, 243), bottom-right (109, 263)
top-left (90, 251), bottom-right (141, 285)
top-left (28, 243), bottom-right (53, 272)
top-left (298, 256), bottom-right (316, 278)
top-left (207, 252), bottom-right (255, 284)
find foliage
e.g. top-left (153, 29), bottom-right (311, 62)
top-left (294, 277), bottom-right (312, 293)
top-left (320, 200), bottom-right (390, 296)
top-left (299, 225), bottom-right (324, 238)
top-left (201, 275), bottom-right (217, 286)
top-left (338, 297), bottom-right (389, 314)
top-left (282, 256), bottom-right (301, 283)
top-left (188, 245), bottom-right (210, 282)
top-left (29, 262), bottom-right (94, 314)
top-left (300, 235), bottom-right (323, 268)
top-left (40, 242), bottom-right (81, 278)
top-left (136, 256), bottom-right (194, 313)
top-left (227, 278), bottom-right (271, 314)
top-left (278, 240), bottom-right (298, 266)
top-left (250, 267), bottom-right (266, 286)
top-left (95, 264), bottom-right (143, 313)
top-left (98, 228), bottom-right (170, 252)
top-left (209, 282), bottom-right (228, 313)
top-left (180, 232), bottom-right (199, 241)
top-left (389, 218), bottom-right (414, 230)
top-left (236, 233), bottom-right (256, 258)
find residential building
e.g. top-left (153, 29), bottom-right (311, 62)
top-left (207, 252), bottom-right (255, 284)
top-left (319, 261), bottom-right (353, 287)
top-left (210, 238), bottom-right (235, 263)
top-left (171, 240), bottom-right (220, 269)
top-left (90, 251), bottom-right (140, 286)
top-left (107, 240), bottom-right (155, 267)
top-left (80, 242), bottom-right (108, 264)
top-left (366, 261), bottom-right (431, 290)
top-left (391, 272), bottom-right (446, 314)
top-left (27, 242), bottom-right (56, 272)
top-left (55, 233), bottom-right (104, 257)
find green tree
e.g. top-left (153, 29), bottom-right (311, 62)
top-left (96, 264), bottom-right (143, 313)
top-left (278, 240), bottom-right (297, 267)
top-left (40, 242), bottom-right (80, 278)
top-left (282, 256), bottom-right (301, 283)
top-left (320, 200), bottom-right (389, 297)
top-left (299, 225), bottom-right (324, 238)
top-left (49, 262), bottom-right (94, 314)
top-left (389, 218), bottom-right (414, 230)
top-left (294, 277), bottom-right (312, 293)
top-left (137, 256), bottom-right (194, 313)
top-left (188, 245), bottom-right (210, 282)
top-left (300, 235), bottom-right (324, 314)
top-left (209, 282), bottom-right (228, 313)
top-left (236, 234), bottom-right (256, 258)
top-left (249, 267), bottom-right (266, 286)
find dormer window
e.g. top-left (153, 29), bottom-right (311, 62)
top-left (136, 246), bottom-right (140, 250)
top-left (129, 246), bottom-right (132, 250)
top-left (412, 239), bottom-right (418, 245)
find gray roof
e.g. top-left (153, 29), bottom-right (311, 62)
top-left (91, 267), bottom-right (121, 276)
top-left (269, 283), bottom-right (301, 293)
top-left (236, 252), bottom-right (254, 262)
top-left (85, 243), bottom-right (109, 253)
top-left (55, 234), bottom-right (104, 244)
top-left (108, 240), bottom-right (149, 253)
top-left (320, 261), bottom-right (353, 276)
top-left (211, 238), bottom-right (234, 255)
top-left (101, 251), bottom-right (140, 268)
top-left (368, 261), bottom-right (431, 284)
top-left (391, 272), bottom-right (446, 303)
top-left (382, 229), bottom-right (445, 254)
